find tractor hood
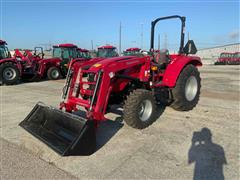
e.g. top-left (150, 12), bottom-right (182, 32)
top-left (88, 56), bottom-right (144, 71)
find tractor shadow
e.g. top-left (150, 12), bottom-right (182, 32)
top-left (74, 108), bottom-right (124, 152)
top-left (96, 119), bottom-right (124, 151)
top-left (20, 75), bottom-right (56, 84)
top-left (75, 104), bottom-right (165, 152)
top-left (96, 104), bottom-right (166, 151)
top-left (188, 127), bottom-right (227, 180)
top-left (96, 105), bottom-right (124, 151)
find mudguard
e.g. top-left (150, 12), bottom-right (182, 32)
top-left (162, 55), bottom-right (202, 87)
top-left (0, 58), bottom-right (22, 75)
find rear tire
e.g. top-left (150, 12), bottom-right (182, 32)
top-left (170, 64), bottom-right (201, 111)
top-left (47, 66), bottom-right (62, 80)
top-left (0, 62), bottom-right (20, 85)
top-left (123, 89), bottom-right (158, 129)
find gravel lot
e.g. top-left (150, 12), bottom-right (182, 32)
top-left (0, 65), bottom-right (239, 179)
top-left (0, 138), bottom-right (76, 180)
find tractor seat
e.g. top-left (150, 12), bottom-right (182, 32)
top-left (156, 49), bottom-right (170, 64)
top-left (153, 49), bottom-right (170, 69)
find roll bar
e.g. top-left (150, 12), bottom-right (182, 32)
top-left (150, 15), bottom-right (186, 54)
top-left (34, 47), bottom-right (43, 54)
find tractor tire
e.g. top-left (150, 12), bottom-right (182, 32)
top-left (0, 62), bottom-right (20, 85)
top-left (170, 64), bottom-right (201, 111)
top-left (123, 89), bottom-right (158, 129)
top-left (47, 66), bottom-right (62, 80)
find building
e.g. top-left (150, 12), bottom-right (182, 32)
top-left (196, 43), bottom-right (240, 64)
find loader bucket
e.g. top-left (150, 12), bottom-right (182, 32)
top-left (19, 102), bottom-right (96, 156)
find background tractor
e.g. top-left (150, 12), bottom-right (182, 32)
top-left (0, 45), bottom-right (46, 84)
top-left (77, 48), bottom-right (91, 59)
top-left (0, 42), bottom-right (44, 84)
top-left (36, 43), bottom-right (81, 80)
top-left (0, 43), bottom-right (89, 84)
top-left (123, 47), bottom-right (143, 56)
top-left (20, 15), bottom-right (202, 156)
top-left (215, 52), bottom-right (240, 65)
top-left (96, 45), bottom-right (119, 57)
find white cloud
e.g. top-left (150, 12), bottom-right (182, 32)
top-left (228, 30), bottom-right (239, 40)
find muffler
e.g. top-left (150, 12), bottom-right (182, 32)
top-left (19, 102), bottom-right (96, 156)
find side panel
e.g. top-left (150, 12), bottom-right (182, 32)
top-left (161, 55), bottom-right (202, 87)
top-left (37, 58), bottom-right (61, 76)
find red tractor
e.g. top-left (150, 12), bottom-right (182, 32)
top-left (20, 15), bottom-right (202, 156)
top-left (215, 52), bottom-right (240, 65)
top-left (77, 48), bottom-right (91, 59)
top-left (232, 52), bottom-right (240, 64)
top-left (0, 43), bottom-right (45, 84)
top-left (72, 45), bottom-right (118, 66)
top-left (35, 43), bottom-right (81, 80)
top-left (123, 47), bottom-right (143, 56)
top-left (96, 45), bottom-right (119, 57)
top-left (0, 43), bottom-right (89, 85)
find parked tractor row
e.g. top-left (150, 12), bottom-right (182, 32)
top-left (20, 15), bottom-right (202, 156)
top-left (215, 52), bottom-right (240, 65)
top-left (0, 42), bottom-right (119, 85)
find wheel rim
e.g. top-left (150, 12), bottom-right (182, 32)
top-left (3, 67), bottom-right (16, 81)
top-left (185, 76), bottom-right (198, 101)
top-left (138, 99), bottom-right (153, 122)
top-left (51, 69), bottom-right (59, 79)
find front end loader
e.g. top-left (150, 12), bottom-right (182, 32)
top-left (20, 15), bottom-right (202, 156)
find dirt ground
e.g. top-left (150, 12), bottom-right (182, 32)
top-left (0, 65), bottom-right (239, 179)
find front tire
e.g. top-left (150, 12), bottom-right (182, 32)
top-left (47, 66), bottom-right (62, 80)
top-left (170, 64), bottom-right (201, 111)
top-left (0, 62), bottom-right (20, 85)
top-left (123, 89), bottom-right (158, 129)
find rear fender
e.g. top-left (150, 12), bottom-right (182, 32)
top-left (162, 55), bottom-right (202, 87)
top-left (0, 58), bottom-right (18, 65)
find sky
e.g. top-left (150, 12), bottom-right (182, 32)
top-left (0, 0), bottom-right (239, 51)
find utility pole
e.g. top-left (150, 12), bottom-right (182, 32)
top-left (119, 22), bottom-right (122, 55)
top-left (158, 34), bottom-right (160, 50)
top-left (91, 40), bottom-right (94, 50)
top-left (188, 32), bottom-right (190, 41)
top-left (140, 23), bottom-right (143, 49)
top-left (164, 33), bottom-right (168, 49)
